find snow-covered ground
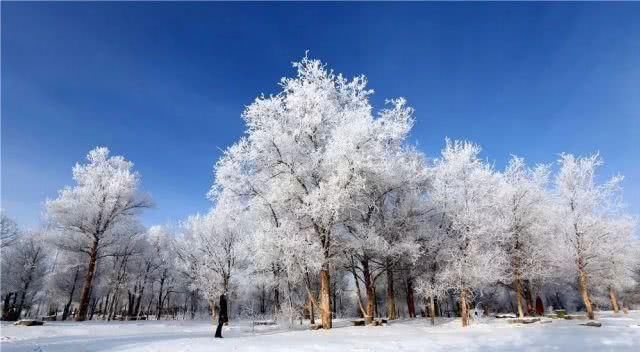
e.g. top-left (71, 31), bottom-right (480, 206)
top-left (1, 311), bottom-right (639, 352)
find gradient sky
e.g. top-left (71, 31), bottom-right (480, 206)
top-left (2, 2), bottom-right (639, 229)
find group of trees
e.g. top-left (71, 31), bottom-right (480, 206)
top-left (1, 57), bottom-right (638, 330)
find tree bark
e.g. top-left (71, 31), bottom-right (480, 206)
top-left (319, 264), bottom-right (332, 329)
top-left (386, 264), bottom-right (397, 320)
top-left (406, 277), bottom-right (416, 318)
top-left (76, 239), bottom-right (99, 321)
top-left (514, 276), bottom-right (525, 319)
top-left (361, 260), bottom-right (375, 325)
top-left (460, 289), bottom-right (469, 327)
top-left (609, 287), bottom-right (619, 313)
top-left (524, 280), bottom-right (534, 315)
top-left (577, 265), bottom-right (594, 320)
top-left (156, 274), bottom-right (165, 320)
top-left (429, 296), bottom-right (436, 326)
top-left (274, 286), bottom-right (280, 314)
top-left (214, 294), bottom-right (228, 338)
top-left (308, 291), bottom-right (315, 324)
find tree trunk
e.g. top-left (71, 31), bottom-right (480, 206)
top-left (214, 294), bottom-right (228, 338)
top-left (319, 264), bottom-right (332, 329)
top-left (2, 293), bottom-right (13, 319)
top-left (609, 287), bottom-right (619, 313)
top-left (102, 292), bottom-right (110, 320)
top-left (62, 266), bottom-right (80, 321)
top-left (577, 265), bottom-right (594, 320)
top-left (363, 265), bottom-right (376, 324)
top-left (76, 239), bottom-right (99, 321)
top-left (406, 277), bottom-right (416, 318)
top-left (429, 296), bottom-right (436, 326)
top-left (156, 275), bottom-right (165, 320)
top-left (386, 264), bottom-right (397, 320)
top-left (308, 291), bottom-right (315, 324)
top-left (89, 296), bottom-right (98, 320)
top-left (514, 276), bottom-right (525, 319)
top-left (460, 289), bottom-right (469, 327)
top-left (17, 289), bottom-right (28, 320)
top-left (524, 280), bottom-right (534, 315)
top-left (134, 282), bottom-right (145, 317)
top-left (274, 286), bottom-right (281, 314)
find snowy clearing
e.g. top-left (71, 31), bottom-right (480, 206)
top-left (1, 311), bottom-right (639, 352)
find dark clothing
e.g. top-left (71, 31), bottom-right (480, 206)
top-left (214, 294), bottom-right (228, 338)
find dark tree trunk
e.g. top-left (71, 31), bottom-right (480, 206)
top-left (89, 296), bottom-right (98, 320)
top-left (2, 293), bottom-right (14, 320)
top-left (523, 280), bottom-right (534, 315)
top-left (77, 239), bottom-right (99, 321)
top-left (406, 277), bottom-right (416, 318)
top-left (62, 266), bottom-right (80, 321)
top-left (429, 296), bottom-right (436, 325)
top-left (274, 286), bottom-right (280, 313)
top-left (386, 263), bottom-right (397, 320)
top-left (156, 275), bottom-right (165, 320)
top-left (214, 294), bottom-right (228, 338)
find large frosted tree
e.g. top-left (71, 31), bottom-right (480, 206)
top-left (428, 140), bottom-right (505, 327)
top-left (212, 56), bottom-right (420, 329)
top-left (553, 153), bottom-right (625, 320)
top-left (45, 147), bottom-right (151, 321)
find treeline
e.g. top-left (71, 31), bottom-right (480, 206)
top-left (1, 57), bottom-right (639, 329)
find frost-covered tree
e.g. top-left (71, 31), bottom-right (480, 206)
top-left (212, 55), bottom-right (422, 329)
top-left (552, 153), bottom-right (626, 320)
top-left (48, 251), bottom-right (86, 321)
top-left (1, 211), bottom-right (20, 248)
top-left (1, 232), bottom-right (49, 320)
top-left (338, 99), bottom-right (426, 324)
top-left (496, 156), bottom-right (552, 318)
top-left (179, 199), bottom-right (247, 325)
top-left (45, 147), bottom-right (151, 321)
top-left (588, 215), bottom-right (638, 313)
top-left (428, 140), bottom-right (506, 327)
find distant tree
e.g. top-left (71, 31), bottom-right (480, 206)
top-left (178, 200), bottom-right (247, 328)
top-left (1, 211), bottom-right (19, 248)
top-left (45, 147), bottom-right (151, 321)
top-left (496, 156), bottom-right (553, 318)
top-left (1, 232), bottom-right (48, 320)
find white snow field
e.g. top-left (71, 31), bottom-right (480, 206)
top-left (1, 311), bottom-right (639, 352)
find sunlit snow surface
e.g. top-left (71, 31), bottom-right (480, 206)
top-left (1, 311), bottom-right (639, 352)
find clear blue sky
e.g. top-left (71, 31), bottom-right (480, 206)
top-left (2, 2), bottom-right (639, 228)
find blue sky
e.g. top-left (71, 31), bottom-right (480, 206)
top-left (2, 2), bottom-right (639, 228)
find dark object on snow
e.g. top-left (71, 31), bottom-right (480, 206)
top-left (14, 320), bottom-right (44, 326)
top-left (565, 315), bottom-right (588, 320)
top-left (41, 315), bottom-right (57, 321)
top-left (581, 322), bottom-right (602, 327)
top-left (535, 297), bottom-right (544, 316)
top-left (310, 324), bottom-right (323, 330)
top-left (372, 319), bottom-right (388, 326)
top-left (351, 320), bottom-right (366, 326)
top-left (495, 313), bottom-right (517, 319)
top-left (508, 318), bottom-right (540, 324)
top-left (214, 294), bottom-right (228, 338)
